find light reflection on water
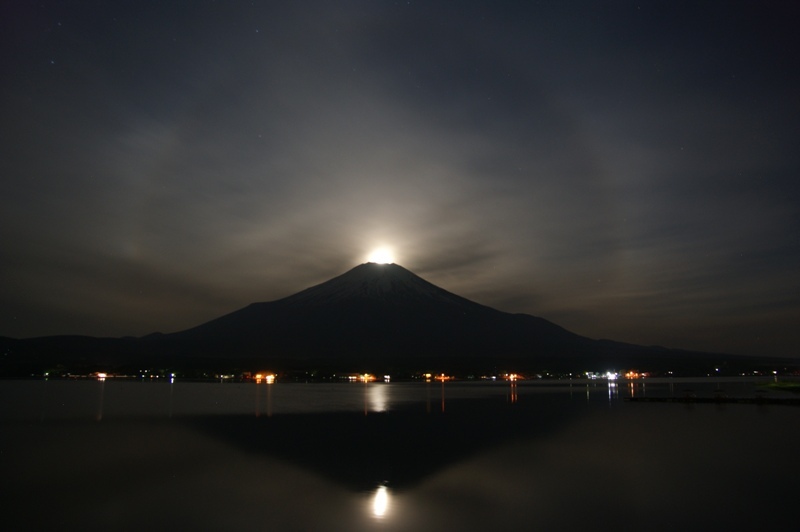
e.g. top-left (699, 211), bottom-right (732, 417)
top-left (95, 378), bottom-right (105, 421)
top-left (2, 377), bottom-right (799, 530)
top-left (365, 382), bottom-right (388, 413)
top-left (0, 377), bottom-right (795, 421)
top-left (371, 485), bottom-right (390, 518)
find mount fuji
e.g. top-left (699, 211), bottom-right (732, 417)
top-left (1, 263), bottom-right (788, 375)
top-left (116, 263), bottom-right (750, 373)
top-left (158, 262), bottom-right (592, 363)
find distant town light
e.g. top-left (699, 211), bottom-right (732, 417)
top-left (254, 373), bottom-right (276, 384)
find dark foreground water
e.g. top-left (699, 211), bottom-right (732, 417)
top-left (2, 378), bottom-right (797, 531)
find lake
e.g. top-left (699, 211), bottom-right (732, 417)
top-left (2, 377), bottom-right (797, 531)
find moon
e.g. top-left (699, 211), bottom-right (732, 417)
top-left (366, 247), bottom-right (395, 264)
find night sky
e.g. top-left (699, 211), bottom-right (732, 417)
top-left (2, 1), bottom-right (798, 358)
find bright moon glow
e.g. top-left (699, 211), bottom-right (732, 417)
top-left (367, 247), bottom-right (395, 264)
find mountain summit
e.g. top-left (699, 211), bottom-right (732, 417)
top-left (279, 263), bottom-right (482, 309)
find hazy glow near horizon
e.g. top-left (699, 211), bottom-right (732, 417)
top-left (367, 247), bottom-right (395, 264)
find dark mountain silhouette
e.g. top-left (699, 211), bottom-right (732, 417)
top-left (161, 262), bottom-right (589, 359)
top-left (1, 263), bottom-right (794, 376)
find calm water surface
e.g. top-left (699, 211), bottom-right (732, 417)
top-left (2, 378), bottom-right (797, 531)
